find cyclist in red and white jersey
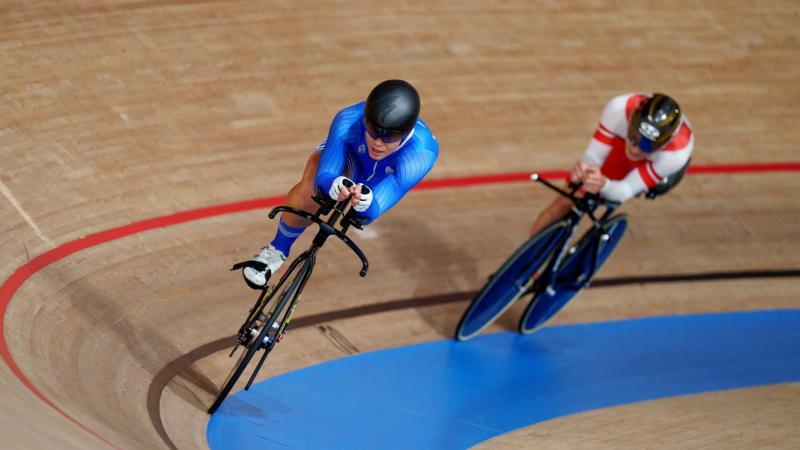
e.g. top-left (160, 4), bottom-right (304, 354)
top-left (529, 93), bottom-right (694, 235)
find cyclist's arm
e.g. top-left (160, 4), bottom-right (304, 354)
top-left (532, 100), bottom-right (622, 234)
top-left (600, 147), bottom-right (692, 202)
top-left (315, 108), bottom-right (358, 193)
top-left (650, 133), bottom-right (694, 181)
top-left (529, 193), bottom-right (573, 237)
top-left (598, 169), bottom-right (649, 202)
top-left (358, 148), bottom-right (438, 223)
top-left (580, 139), bottom-right (612, 167)
top-left (580, 94), bottom-right (630, 167)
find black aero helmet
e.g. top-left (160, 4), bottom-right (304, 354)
top-left (628, 93), bottom-right (682, 153)
top-left (364, 80), bottom-right (420, 141)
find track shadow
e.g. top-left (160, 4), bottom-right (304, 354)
top-left (382, 215), bottom-right (482, 337)
top-left (24, 262), bottom-right (219, 449)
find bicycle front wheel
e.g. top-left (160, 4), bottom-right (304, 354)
top-left (208, 257), bottom-right (309, 414)
top-left (518, 214), bottom-right (628, 335)
top-left (207, 332), bottom-right (262, 414)
top-left (455, 221), bottom-right (568, 341)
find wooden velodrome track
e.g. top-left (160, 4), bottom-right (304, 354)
top-left (2, 1), bottom-right (799, 448)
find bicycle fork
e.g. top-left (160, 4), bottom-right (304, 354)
top-left (575, 207), bottom-right (617, 289)
top-left (244, 253), bottom-right (316, 390)
top-left (541, 217), bottom-right (582, 296)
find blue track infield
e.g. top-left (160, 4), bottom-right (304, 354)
top-left (207, 310), bottom-right (800, 449)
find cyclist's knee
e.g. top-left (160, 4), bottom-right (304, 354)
top-left (551, 194), bottom-right (573, 213)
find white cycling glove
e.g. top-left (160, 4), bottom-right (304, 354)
top-left (353, 184), bottom-right (373, 212)
top-left (329, 176), bottom-right (354, 200)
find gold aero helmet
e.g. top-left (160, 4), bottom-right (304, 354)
top-left (628, 93), bottom-right (682, 153)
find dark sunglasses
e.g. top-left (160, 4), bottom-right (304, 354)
top-left (364, 118), bottom-right (405, 143)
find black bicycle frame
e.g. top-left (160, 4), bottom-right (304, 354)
top-left (244, 252), bottom-right (314, 389)
top-left (529, 174), bottom-right (620, 294)
top-left (240, 190), bottom-right (370, 388)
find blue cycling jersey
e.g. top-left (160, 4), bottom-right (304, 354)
top-left (315, 102), bottom-right (439, 224)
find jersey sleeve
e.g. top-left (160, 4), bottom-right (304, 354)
top-left (650, 135), bottom-right (694, 182)
top-left (599, 94), bottom-right (631, 138)
top-left (358, 147), bottom-right (438, 223)
top-left (598, 167), bottom-right (650, 202)
top-left (315, 107), bottom-right (359, 194)
top-left (580, 138), bottom-right (613, 166)
top-left (599, 144), bottom-right (693, 202)
top-left (580, 94), bottom-right (630, 166)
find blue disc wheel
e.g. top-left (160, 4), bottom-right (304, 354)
top-left (518, 214), bottom-right (628, 335)
top-left (455, 221), bottom-right (568, 341)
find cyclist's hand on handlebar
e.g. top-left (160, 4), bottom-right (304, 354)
top-left (330, 176), bottom-right (355, 201)
top-left (570, 161), bottom-right (592, 183)
top-left (581, 167), bottom-right (607, 194)
top-left (351, 183), bottom-right (373, 212)
top-left (330, 177), bottom-right (372, 210)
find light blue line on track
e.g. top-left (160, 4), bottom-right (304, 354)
top-left (207, 310), bottom-right (800, 449)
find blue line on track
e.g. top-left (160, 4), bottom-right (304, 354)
top-left (208, 310), bottom-right (800, 449)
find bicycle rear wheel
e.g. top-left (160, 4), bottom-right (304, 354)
top-left (518, 214), bottom-right (628, 335)
top-left (208, 258), bottom-right (308, 414)
top-left (455, 221), bottom-right (568, 341)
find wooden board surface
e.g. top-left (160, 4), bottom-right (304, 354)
top-left (1, 1), bottom-right (798, 448)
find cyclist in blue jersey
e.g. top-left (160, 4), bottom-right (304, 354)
top-left (242, 80), bottom-right (439, 289)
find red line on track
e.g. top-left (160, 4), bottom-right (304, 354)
top-left (687, 162), bottom-right (800, 174)
top-left (1, 161), bottom-right (798, 447)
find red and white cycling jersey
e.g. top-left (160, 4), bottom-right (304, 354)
top-left (580, 93), bottom-right (694, 202)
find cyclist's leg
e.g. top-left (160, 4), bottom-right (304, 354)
top-left (242, 151), bottom-right (322, 288)
top-left (529, 192), bottom-right (573, 237)
top-left (282, 151), bottom-right (323, 228)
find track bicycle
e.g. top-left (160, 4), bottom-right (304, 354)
top-left (208, 183), bottom-right (370, 413)
top-left (455, 174), bottom-right (628, 340)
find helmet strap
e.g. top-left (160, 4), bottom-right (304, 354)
top-left (396, 126), bottom-right (416, 150)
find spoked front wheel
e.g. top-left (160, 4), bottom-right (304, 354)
top-left (518, 214), bottom-right (628, 335)
top-left (455, 221), bottom-right (568, 341)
